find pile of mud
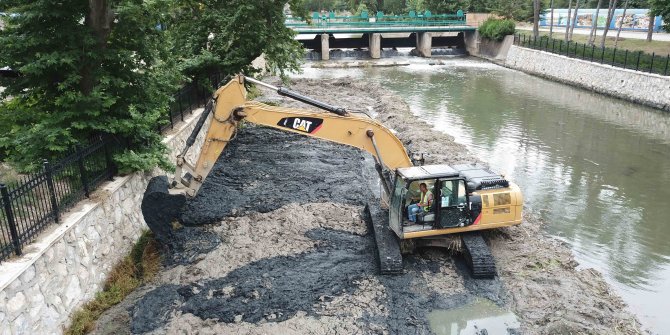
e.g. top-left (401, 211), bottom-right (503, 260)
top-left (93, 78), bottom-right (641, 335)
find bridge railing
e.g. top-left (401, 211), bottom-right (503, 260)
top-left (285, 10), bottom-right (467, 29)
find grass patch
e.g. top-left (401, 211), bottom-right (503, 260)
top-left (64, 230), bottom-right (161, 335)
top-left (528, 30), bottom-right (670, 56)
top-left (517, 32), bottom-right (670, 75)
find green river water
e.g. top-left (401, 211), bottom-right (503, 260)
top-left (296, 57), bottom-right (670, 334)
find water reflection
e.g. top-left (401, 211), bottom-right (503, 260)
top-left (428, 298), bottom-right (520, 335)
top-left (294, 58), bottom-right (670, 333)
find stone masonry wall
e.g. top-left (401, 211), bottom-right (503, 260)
top-left (0, 108), bottom-right (209, 335)
top-left (505, 45), bottom-right (670, 112)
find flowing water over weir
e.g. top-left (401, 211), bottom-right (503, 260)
top-left (295, 57), bottom-right (670, 334)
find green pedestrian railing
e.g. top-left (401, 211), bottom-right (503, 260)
top-left (285, 10), bottom-right (467, 30)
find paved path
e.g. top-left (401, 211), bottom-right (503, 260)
top-left (518, 26), bottom-right (670, 42)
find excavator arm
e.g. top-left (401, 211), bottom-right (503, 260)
top-left (173, 75), bottom-right (413, 198)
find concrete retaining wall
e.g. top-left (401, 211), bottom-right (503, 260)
top-left (464, 32), bottom-right (514, 61)
top-left (504, 45), bottom-right (670, 111)
top-left (0, 108), bottom-right (209, 335)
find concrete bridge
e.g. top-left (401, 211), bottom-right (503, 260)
top-left (286, 11), bottom-right (476, 59)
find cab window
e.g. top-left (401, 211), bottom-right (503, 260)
top-left (440, 179), bottom-right (466, 207)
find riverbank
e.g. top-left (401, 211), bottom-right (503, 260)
top-left (92, 78), bottom-right (642, 334)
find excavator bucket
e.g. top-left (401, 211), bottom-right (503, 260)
top-left (141, 176), bottom-right (187, 245)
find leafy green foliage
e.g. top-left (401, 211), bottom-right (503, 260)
top-left (650, 0), bottom-right (670, 31)
top-left (479, 18), bottom-right (516, 40)
top-left (0, 0), bottom-right (303, 173)
top-left (0, 0), bottom-right (181, 172)
top-left (424, 0), bottom-right (470, 13)
top-left (166, 0), bottom-right (305, 83)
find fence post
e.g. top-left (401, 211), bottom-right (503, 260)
top-left (43, 159), bottom-right (60, 223)
top-left (650, 52), bottom-right (655, 73)
top-left (552, 39), bottom-right (556, 53)
top-left (76, 146), bottom-right (90, 198)
top-left (636, 51), bottom-right (641, 71)
top-left (612, 48), bottom-right (617, 65)
top-left (582, 43), bottom-right (586, 60)
top-left (0, 184), bottom-right (21, 256)
top-left (601, 48), bottom-right (605, 64)
top-left (103, 139), bottom-right (115, 180)
top-left (623, 50), bottom-right (628, 69)
top-left (181, 92), bottom-right (185, 122)
top-left (591, 45), bottom-right (595, 62)
top-left (566, 41), bottom-right (570, 56)
top-left (169, 106), bottom-right (174, 129)
top-left (559, 40), bottom-right (563, 54)
top-left (665, 54), bottom-right (669, 76)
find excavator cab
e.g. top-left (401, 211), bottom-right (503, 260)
top-left (389, 165), bottom-right (473, 238)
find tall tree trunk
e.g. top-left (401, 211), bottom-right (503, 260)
top-left (614, 0), bottom-right (628, 48)
top-left (588, 0), bottom-right (602, 45)
top-left (80, 0), bottom-right (115, 95)
top-left (569, 0), bottom-right (580, 40)
top-left (549, 0), bottom-right (555, 38)
top-left (646, 10), bottom-right (654, 42)
top-left (600, 0), bottom-right (617, 49)
top-left (533, 0), bottom-right (540, 38)
top-left (565, 0), bottom-right (572, 41)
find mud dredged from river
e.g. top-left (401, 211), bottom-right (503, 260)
top-left (93, 78), bottom-right (641, 335)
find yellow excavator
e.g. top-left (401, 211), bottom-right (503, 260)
top-left (141, 75), bottom-right (523, 278)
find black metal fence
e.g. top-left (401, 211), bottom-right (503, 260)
top-left (0, 72), bottom-right (226, 261)
top-left (514, 33), bottom-right (670, 76)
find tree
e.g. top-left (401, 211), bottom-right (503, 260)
top-left (564, 0), bottom-right (572, 41)
top-left (568, 0), bottom-right (581, 40)
top-left (0, 0), bottom-right (306, 172)
top-left (424, 0), bottom-right (470, 13)
top-left (600, 0), bottom-right (618, 48)
top-left (405, 0), bottom-right (426, 12)
top-left (588, 0), bottom-right (603, 45)
top-left (0, 0), bottom-right (181, 171)
top-left (646, 8), bottom-right (654, 41)
top-left (491, 0), bottom-right (534, 21)
top-left (614, 0), bottom-right (628, 47)
top-left (549, 0), bottom-right (555, 38)
top-left (533, 0), bottom-right (541, 38)
top-left (650, 0), bottom-right (670, 31)
top-left (167, 0), bottom-right (305, 82)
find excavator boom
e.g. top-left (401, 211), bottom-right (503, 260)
top-left (180, 76), bottom-right (412, 198)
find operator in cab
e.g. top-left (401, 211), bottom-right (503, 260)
top-left (407, 182), bottom-right (433, 223)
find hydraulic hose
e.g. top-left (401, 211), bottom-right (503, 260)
top-left (179, 98), bottom-right (214, 157)
top-left (244, 76), bottom-right (348, 116)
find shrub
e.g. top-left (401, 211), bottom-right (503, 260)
top-left (479, 18), bottom-right (516, 41)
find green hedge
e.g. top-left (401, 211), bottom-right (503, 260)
top-left (479, 18), bottom-right (516, 41)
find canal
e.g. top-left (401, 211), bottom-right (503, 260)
top-left (295, 57), bottom-right (670, 334)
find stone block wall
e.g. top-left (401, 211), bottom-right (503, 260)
top-left (0, 108), bottom-right (208, 335)
top-left (505, 45), bottom-right (670, 111)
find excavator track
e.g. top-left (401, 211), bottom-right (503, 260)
top-left (364, 204), bottom-right (403, 275)
top-left (461, 232), bottom-right (497, 279)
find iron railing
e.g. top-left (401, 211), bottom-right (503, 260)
top-left (285, 10), bottom-right (467, 29)
top-left (514, 33), bottom-right (670, 76)
top-left (0, 72), bottom-right (226, 261)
